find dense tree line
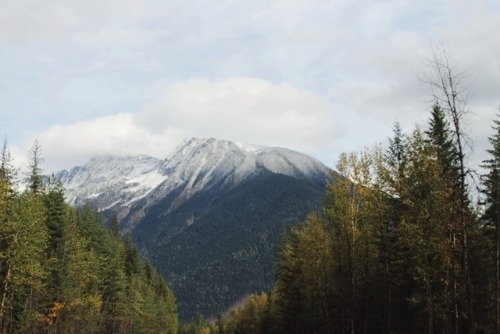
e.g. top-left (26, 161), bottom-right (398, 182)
top-left (144, 171), bottom-right (326, 321)
top-left (184, 110), bottom-right (499, 334)
top-left (0, 140), bottom-right (178, 334)
top-left (181, 52), bottom-right (500, 333)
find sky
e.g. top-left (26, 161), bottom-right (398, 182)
top-left (1, 0), bottom-right (499, 174)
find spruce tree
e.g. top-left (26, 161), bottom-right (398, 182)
top-left (482, 115), bottom-right (500, 334)
top-left (398, 127), bottom-right (453, 332)
top-left (0, 138), bottom-right (17, 206)
top-left (27, 139), bottom-right (44, 195)
top-left (425, 102), bottom-right (457, 173)
top-left (44, 175), bottom-right (68, 302)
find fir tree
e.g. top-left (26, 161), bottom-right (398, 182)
top-left (27, 139), bottom-right (44, 195)
top-left (482, 115), bottom-right (500, 334)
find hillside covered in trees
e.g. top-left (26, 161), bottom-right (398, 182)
top-left (180, 53), bottom-right (500, 333)
top-left (2, 48), bottom-right (499, 334)
top-left (0, 141), bottom-right (178, 333)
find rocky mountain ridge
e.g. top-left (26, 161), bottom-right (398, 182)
top-left (57, 137), bottom-right (330, 222)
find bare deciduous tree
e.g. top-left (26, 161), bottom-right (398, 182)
top-left (422, 44), bottom-right (475, 334)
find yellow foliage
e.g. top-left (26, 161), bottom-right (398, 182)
top-left (37, 301), bottom-right (65, 326)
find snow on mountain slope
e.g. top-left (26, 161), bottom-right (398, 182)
top-left (58, 155), bottom-right (166, 210)
top-left (150, 138), bottom-right (331, 210)
top-left (161, 137), bottom-right (329, 187)
top-left (57, 138), bottom-right (332, 215)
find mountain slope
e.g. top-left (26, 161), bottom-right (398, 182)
top-left (57, 155), bottom-right (166, 210)
top-left (144, 171), bottom-right (326, 320)
top-left (56, 138), bottom-right (332, 320)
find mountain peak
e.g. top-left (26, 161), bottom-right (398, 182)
top-left (52, 137), bottom-right (333, 319)
top-left (57, 137), bottom-right (331, 214)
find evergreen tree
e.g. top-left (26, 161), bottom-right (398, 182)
top-left (0, 193), bottom-right (49, 333)
top-left (0, 142), bottom-right (179, 333)
top-left (425, 102), bottom-right (457, 173)
top-left (482, 115), bottom-right (500, 334)
top-left (0, 139), bottom-right (17, 327)
top-left (109, 212), bottom-right (120, 240)
top-left (27, 139), bottom-right (44, 195)
top-left (224, 293), bottom-right (269, 334)
top-left (124, 233), bottom-right (141, 277)
top-left (387, 121), bottom-right (407, 178)
top-left (273, 214), bottom-right (333, 333)
top-left (43, 175), bottom-right (68, 302)
top-left (0, 138), bottom-right (17, 209)
top-left (397, 127), bottom-right (453, 333)
top-left (102, 238), bottom-right (128, 333)
top-left (56, 208), bottom-right (102, 333)
top-left (425, 101), bottom-right (466, 332)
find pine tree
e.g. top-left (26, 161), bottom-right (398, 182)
top-left (370, 145), bottom-right (397, 333)
top-left (57, 208), bottom-right (102, 333)
top-left (482, 115), bottom-right (500, 334)
top-left (387, 121), bottom-right (407, 178)
top-left (1, 193), bottom-right (49, 332)
top-left (0, 138), bottom-right (17, 209)
top-left (124, 233), bottom-right (141, 277)
top-left (0, 139), bottom-right (17, 332)
top-left (425, 102), bottom-right (457, 173)
top-left (0, 142), bottom-right (180, 333)
top-left (273, 229), bottom-right (305, 334)
top-left (273, 213), bottom-right (333, 333)
top-left (425, 101), bottom-right (464, 332)
top-left (109, 212), bottom-right (120, 240)
top-left (398, 127), bottom-right (453, 332)
top-left (27, 139), bottom-right (44, 195)
top-left (44, 175), bottom-right (69, 304)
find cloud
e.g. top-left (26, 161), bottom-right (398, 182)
top-left (0, 0), bottom-right (148, 45)
top-left (33, 113), bottom-right (188, 172)
top-left (137, 78), bottom-right (340, 150)
top-left (24, 78), bottom-right (339, 172)
top-left (3, 0), bottom-right (500, 174)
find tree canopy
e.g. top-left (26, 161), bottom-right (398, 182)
top-left (0, 140), bottom-right (178, 334)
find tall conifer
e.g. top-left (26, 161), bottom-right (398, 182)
top-left (27, 140), bottom-right (44, 195)
top-left (482, 115), bottom-right (500, 334)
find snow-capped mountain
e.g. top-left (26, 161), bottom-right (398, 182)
top-left (58, 137), bottom-right (331, 216)
top-left (56, 137), bottom-right (332, 320)
top-left (57, 155), bottom-right (166, 210)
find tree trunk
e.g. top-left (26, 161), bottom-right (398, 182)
top-left (424, 45), bottom-right (474, 333)
top-left (0, 266), bottom-right (11, 332)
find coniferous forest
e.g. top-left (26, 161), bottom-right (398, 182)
top-left (178, 53), bottom-right (500, 333)
top-left (0, 141), bottom-right (178, 333)
top-left (3, 49), bottom-right (500, 334)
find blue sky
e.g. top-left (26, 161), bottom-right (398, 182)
top-left (1, 0), bottom-right (499, 173)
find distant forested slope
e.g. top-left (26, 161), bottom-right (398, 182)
top-left (132, 170), bottom-right (327, 320)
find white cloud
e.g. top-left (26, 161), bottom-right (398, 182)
top-left (0, 0), bottom-right (149, 45)
top-left (33, 113), bottom-right (188, 172)
top-left (137, 78), bottom-right (340, 151)
top-left (3, 0), bottom-right (500, 174)
top-left (20, 78), bottom-right (339, 172)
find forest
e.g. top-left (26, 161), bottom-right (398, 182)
top-left (2, 48), bottom-right (500, 334)
top-left (178, 53), bottom-right (500, 333)
top-left (0, 141), bottom-right (178, 333)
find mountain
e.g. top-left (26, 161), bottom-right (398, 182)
top-left (57, 154), bottom-right (165, 211)
top-left (57, 137), bottom-right (332, 320)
